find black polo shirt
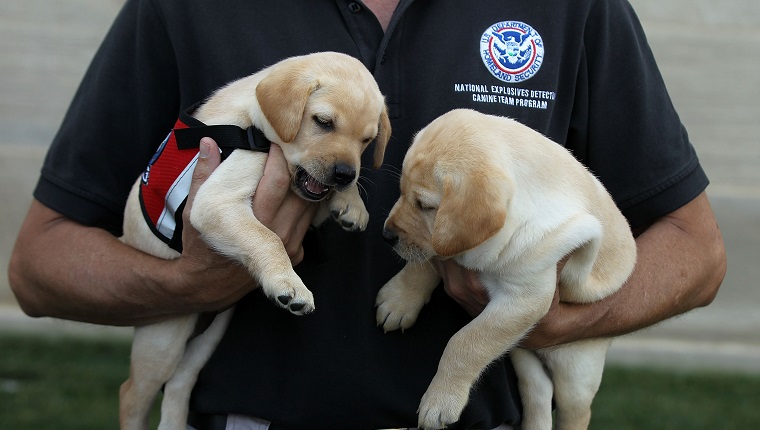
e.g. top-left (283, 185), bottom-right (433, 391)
top-left (34, 0), bottom-right (707, 428)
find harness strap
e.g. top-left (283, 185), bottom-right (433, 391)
top-left (174, 124), bottom-right (270, 159)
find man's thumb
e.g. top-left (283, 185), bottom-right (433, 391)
top-left (187, 137), bottom-right (221, 208)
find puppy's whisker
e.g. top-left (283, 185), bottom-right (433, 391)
top-left (379, 162), bottom-right (400, 172)
top-left (357, 182), bottom-right (369, 199)
top-left (379, 166), bottom-right (402, 180)
top-left (379, 164), bottom-right (401, 174)
top-left (378, 207), bottom-right (393, 220)
top-left (423, 258), bottom-right (438, 272)
top-left (384, 163), bottom-right (402, 173)
top-left (358, 175), bottom-right (376, 187)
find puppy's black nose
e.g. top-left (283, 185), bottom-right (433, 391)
top-left (382, 228), bottom-right (398, 247)
top-left (333, 163), bottom-right (356, 186)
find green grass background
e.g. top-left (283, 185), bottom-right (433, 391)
top-left (1, 333), bottom-right (758, 429)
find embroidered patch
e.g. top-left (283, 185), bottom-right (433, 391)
top-left (480, 20), bottom-right (544, 83)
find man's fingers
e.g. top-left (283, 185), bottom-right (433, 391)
top-left (253, 144), bottom-right (292, 223)
top-left (435, 259), bottom-right (490, 317)
top-left (187, 137), bottom-right (221, 209)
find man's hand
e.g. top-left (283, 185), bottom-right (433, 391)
top-left (433, 259), bottom-right (490, 317)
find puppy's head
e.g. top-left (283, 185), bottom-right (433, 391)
top-left (255, 52), bottom-right (390, 201)
top-left (383, 110), bottom-right (510, 261)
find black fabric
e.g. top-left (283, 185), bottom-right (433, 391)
top-left (187, 412), bottom-right (227, 430)
top-left (33, 0), bottom-right (708, 428)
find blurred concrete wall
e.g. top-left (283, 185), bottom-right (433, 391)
top-left (0, 0), bottom-right (126, 304)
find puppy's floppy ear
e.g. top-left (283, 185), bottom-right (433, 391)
top-left (256, 65), bottom-right (317, 143)
top-left (373, 104), bottom-right (392, 169)
top-left (431, 170), bottom-right (510, 258)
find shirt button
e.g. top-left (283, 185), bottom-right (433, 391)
top-left (348, 2), bottom-right (362, 13)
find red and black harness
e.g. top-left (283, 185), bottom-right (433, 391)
top-left (138, 106), bottom-right (270, 253)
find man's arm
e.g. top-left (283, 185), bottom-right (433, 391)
top-left (8, 139), bottom-right (316, 326)
top-left (438, 192), bottom-right (727, 348)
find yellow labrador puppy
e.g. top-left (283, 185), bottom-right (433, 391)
top-left (119, 52), bottom-right (390, 430)
top-left (377, 109), bottom-right (635, 430)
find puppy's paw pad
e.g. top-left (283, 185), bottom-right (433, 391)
top-left (418, 388), bottom-right (468, 430)
top-left (288, 302), bottom-right (309, 314)
top-left (263, 279), bottom-right (315, 315)
top-left (284, 296), bottom-right (314, 315)
top-left (375, 303), bottom-right (416, 332)
top-left (340, 218), bottom-right (359, 230)
top-left (374, 283), bottom-right (426, 332)
top-left (329, 203), bottom-right (369, 232)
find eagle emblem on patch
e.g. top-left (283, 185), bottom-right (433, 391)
top-left (480, 20), bottom-right (544, 83)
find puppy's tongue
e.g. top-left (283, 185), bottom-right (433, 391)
top-left (304, 175), bottom-right (326, 195)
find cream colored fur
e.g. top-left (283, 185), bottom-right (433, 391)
top-left (118, 52), bottom-right (390, 430)
top-left (376, 109), bottom-right (636, 429)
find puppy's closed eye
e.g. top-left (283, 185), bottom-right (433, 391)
top-left (313, 115), bottom-right (334, 130)
top-left (416, 199), bottom-right (436, 212)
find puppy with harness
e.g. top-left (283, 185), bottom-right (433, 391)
top-left (119, 52), bottom-right (390, 430)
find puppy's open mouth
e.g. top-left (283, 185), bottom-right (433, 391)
top-left (295, 167), bottom-right (331, 201)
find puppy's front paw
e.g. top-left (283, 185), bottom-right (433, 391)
top-left (375, 281), bottom-right (426, 332)
top-left (417, 380), bottom-right (470, 429)
top-left (328, 191), bottom-right (369, 232)
top-left (261, 275), bottom-right (315, 315)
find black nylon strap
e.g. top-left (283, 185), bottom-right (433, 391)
top-left (174, 124), bottom-right (270, 159)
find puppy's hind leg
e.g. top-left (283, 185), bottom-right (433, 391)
top-left (158, 308), bottom-right (235, 430)
top-left (539, 339), bottom-right (612, 430)
top-left (511, 348), bottom-right (553, 430)
top-left (120, 315), bottom-right (198, 430)
top-left (558, 216), bottom-right (636, 304)
top-left (512, 214), bottom-right (603, 281)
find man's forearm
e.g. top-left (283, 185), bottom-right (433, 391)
top-left (9, 201), bottom-right (194, 325)
top-left (9, 200), bottom-right (259, 326)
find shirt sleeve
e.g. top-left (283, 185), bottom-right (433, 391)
top-left (569, 0), bottom-right (709, 228)
top-left (34, 0), bottom-right (180, 235)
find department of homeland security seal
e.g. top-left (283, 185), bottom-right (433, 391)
top-left (480, 21), bottom-right (544, 83)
